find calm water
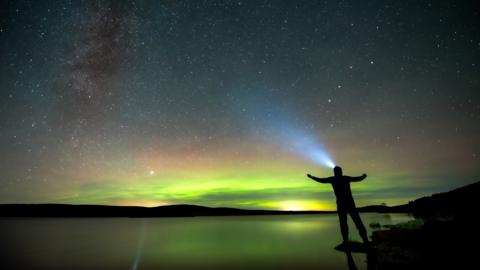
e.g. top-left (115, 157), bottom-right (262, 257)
top-left (0, 213), bottom-right (412, 270)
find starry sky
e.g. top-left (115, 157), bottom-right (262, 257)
top-left (0, 0), bottom-right (479, 210)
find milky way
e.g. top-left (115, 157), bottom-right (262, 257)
top-left (0, 0), bottom-right (479, 210)
top-left (58, 2), bottom-right (137, 152)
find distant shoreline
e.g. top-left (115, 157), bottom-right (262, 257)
top-left (0, 203), bottom-right (405, 218)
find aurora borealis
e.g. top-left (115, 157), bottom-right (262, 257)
top-left (0, 0), bottom-right (479, 210)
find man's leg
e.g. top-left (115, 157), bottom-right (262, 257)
top-left (337, 208), bottom-right (349, 243)
top-left (349, 207), bottom-right (369, 243)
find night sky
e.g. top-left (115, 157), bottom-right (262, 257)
top-left (0, 0), bottom-right (479, 210)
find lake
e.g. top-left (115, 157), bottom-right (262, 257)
top-left (0, 213), bottom-right (413, 270)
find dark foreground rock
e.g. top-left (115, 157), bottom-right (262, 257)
top-left (369, 215), bottom-right (479, 269)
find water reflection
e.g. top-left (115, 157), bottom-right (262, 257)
top-left (131, 220), bottom-right (146, 270)
top-left (0, 213), bottom-right (412, 270)
top-left (344, 251), bottom-right (358, 270)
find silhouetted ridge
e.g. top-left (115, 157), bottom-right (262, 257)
top-left (407, 181), bottom-right (480, 217)
top-left (357, 181), bottom-right (480, 216)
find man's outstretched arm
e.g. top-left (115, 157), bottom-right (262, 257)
top-left (348, 174), bottom-right (367, 182)
top-left (307, 174), bottom-right (332, 184)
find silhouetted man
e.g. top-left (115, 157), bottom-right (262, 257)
top-left (307, 166), bottom-right (369, 244)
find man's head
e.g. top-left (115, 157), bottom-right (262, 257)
top-left (333, 166), bottom-right (343, 177)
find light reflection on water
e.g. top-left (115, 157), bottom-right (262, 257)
top-left (0, 213), bottom-right (413, 270)
top-left (131, 220), bottom-right (146, 270)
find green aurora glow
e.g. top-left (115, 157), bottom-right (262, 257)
top-left (1, 1), bottom-right (479, 210)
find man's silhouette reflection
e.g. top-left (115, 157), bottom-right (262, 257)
top-left (344, 251), bottom-right (358, 270)
top-left (307, 166), bottom-right (369, 244)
